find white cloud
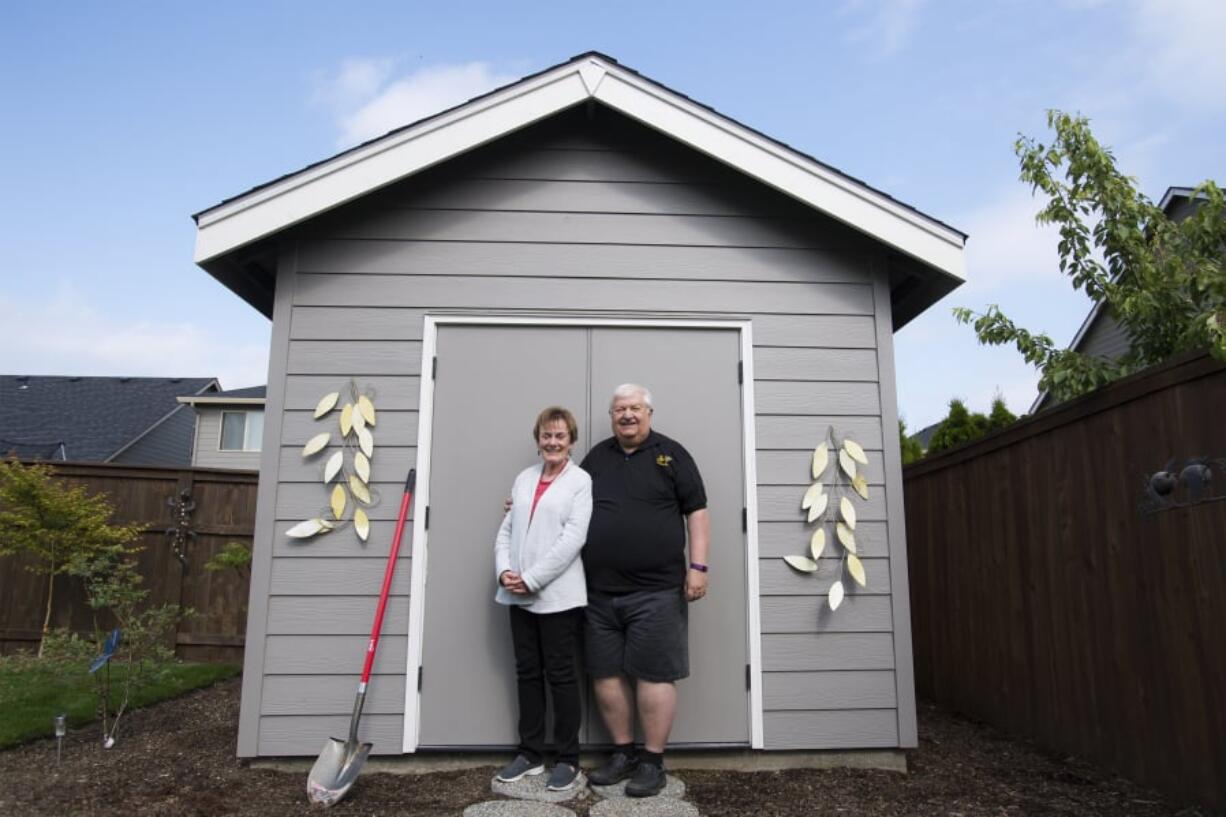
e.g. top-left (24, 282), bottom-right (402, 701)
top-left (841, 0), bottom-right (927, 57)
top-left (316, 59), bottom-right (519, 148)
top-left (955, 186), bottom-right (1064, 295)
top-left (1131, 0), bottom-right (1226, 109)
top-left (0, 283), bottom-right (269, 391)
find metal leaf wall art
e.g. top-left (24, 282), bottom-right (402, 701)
top-left (287, 380), bottom-right (381, 543)
top-left (784, 425), bottom-right (871, 611)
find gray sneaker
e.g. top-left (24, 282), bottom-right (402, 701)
top-left (625, 762), bottom-right (666, 797)
top-left (495, 754), bottom-right (545, 782)
top-left (546, 762), bottom-right (579, 791)
top-left (587, 751), bottom-right (638, 786)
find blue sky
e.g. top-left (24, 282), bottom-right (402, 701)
top-left (2, 1), bottom-right (1223, 430)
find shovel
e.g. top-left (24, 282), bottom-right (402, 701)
top-left (307, 468), bottom-right (416, 807)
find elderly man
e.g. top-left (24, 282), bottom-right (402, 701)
top-left (580, 383), bottom-right (710, 797)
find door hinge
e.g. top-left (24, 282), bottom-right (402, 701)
top-left (742, 507), bottom-right (747, 532)
top-left (431, 356), bottom-right (438, 380)
top-left (417, 666), bottom-right (423, 692)
top-left (424, 506), bottom-right (430, 530)
top-left (737, 360), bottom-right (743, 384)
top-left (745, 663), bottom-right (751, 690)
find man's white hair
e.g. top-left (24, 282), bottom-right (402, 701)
top-left (610, 383), bottom-right (653, 410)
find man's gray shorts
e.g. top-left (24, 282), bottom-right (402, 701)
top-left (585, 588), bottom-right (689, 682)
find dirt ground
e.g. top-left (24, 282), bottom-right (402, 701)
top-left (0, 677), bottom-right (1215, 817)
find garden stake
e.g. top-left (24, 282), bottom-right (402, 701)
top-left (307, 468), bottom-right (415, 807)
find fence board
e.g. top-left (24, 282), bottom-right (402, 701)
top-left (0, 462), bottom-right (255, 662)
top-left (904, 352), bottom-right (1226, 811)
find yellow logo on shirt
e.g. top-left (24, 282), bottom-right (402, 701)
top-left (656, 454), bottom-right (673, 467)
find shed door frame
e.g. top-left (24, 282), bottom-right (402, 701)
top-left (402, 315), bottom-right (764, 752)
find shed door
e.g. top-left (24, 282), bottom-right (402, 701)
top-left (418, 324), bottom-right (749, 748)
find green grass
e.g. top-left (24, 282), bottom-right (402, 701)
top-left (0, 655), bottom-right (239, 749)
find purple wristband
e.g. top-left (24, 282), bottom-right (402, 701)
top-left (689, 562), bottom-right (708, 573)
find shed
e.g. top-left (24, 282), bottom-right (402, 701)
top-left (193, 52), bottom-right (966, 759)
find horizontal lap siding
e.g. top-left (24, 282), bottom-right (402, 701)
top-left (246, 115), bottom-right (903, 755)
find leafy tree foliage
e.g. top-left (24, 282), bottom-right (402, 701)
top-left (0, 460), bottom-right (143, 653)
top-left (985, 396), bottom-right (1018, 433)
top-left (926, 400), bottom-right (988, 455)
top-left (954, 111), bottom-right (1226, 404)
top-left (899, 420), bottom-right (924, 466)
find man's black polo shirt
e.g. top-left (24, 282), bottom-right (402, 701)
top-left (580, 430), bottom-right (707, 593)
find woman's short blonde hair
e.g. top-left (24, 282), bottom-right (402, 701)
top-left (533, 406), bottom-right (579, 444)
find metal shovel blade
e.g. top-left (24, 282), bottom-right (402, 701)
top-left (306, 736), bottom-right (372, 807)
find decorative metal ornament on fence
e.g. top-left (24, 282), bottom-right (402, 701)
top-left (287, 380), bottom-right (380, 542)
top-left (1140, 456), bottom-right (1225, 515)
top-left (784, 425), bottom-right (870, 611)
top-left (164, 488), bottom-right (196, 568)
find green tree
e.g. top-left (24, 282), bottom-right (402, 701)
top-left (927, 399), bottom-right (988, 455)
top-left (985, 396), bottom-right (1018, 433)
top-left (954, 111), bottom-right (1226, 404)
top-left (0, 460), bottom-right (143, 654)
top-left (899, 419), bottom-right (924, 465)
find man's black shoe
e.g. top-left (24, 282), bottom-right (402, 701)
top-left (625, 761), bottom-right (666, 797)
top-left (587, 751), bottom-right (637, 786)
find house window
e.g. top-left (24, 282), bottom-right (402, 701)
top-left (220, 410), bottom-right (264, 452)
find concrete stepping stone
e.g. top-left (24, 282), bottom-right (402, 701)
top-left (491, 770), bottom-right (590, 803)
top-left (464, 801), bottom-right (578, 817)
top-left (589, 798), bottom-right (700, 817)
top-left (589, 774), bottom-right (686, 800)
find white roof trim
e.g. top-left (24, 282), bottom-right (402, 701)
top-left (195, 54), bottom-right (965, 282)
top-left (177, 396), bottom-right (266, 406)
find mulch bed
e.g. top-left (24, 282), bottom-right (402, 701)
top-left (0, 678), bottom-right (1215, 816)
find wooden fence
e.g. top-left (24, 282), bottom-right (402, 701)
top-left (0, 462), bottom-right (256, 663)
top-left (903, 351), bottom-right (1226, 811)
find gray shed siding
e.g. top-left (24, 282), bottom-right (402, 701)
top-left (110, 405), bottom-right (196, 466)
top-left (239, 110), bottom-right (916, 756)
top-left (192, 406), bottom-right (262, 470)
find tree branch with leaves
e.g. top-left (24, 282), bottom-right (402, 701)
top-left (954, 110), bottom-right (1226, 404)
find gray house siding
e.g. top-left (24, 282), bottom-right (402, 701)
top-left (110, 405), bottom-right (196, 466)
top-left (239, 110), bottom-right (915, 757)
top-left (192, 406), bottom-right (262, 470)
top-left (1075, 308), bottom-right (1131, 362)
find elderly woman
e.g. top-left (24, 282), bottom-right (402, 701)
top-left (493, 406), bottom-right (592, 792)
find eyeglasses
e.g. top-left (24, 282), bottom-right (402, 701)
top-left (610, 404), bottom-right (648, 415)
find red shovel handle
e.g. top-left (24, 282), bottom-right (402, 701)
top-left (359, 468), bottom-right (415, 684)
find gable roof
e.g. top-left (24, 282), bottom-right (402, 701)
top-left (0, 376), bottom-right (218, 462)
top-left (193, 51), bottom-right (966, 327)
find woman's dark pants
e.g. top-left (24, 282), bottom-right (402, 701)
top-left (508, 604), bottom-right (583, 766)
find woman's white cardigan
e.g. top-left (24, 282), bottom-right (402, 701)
top-left (493, 459), bottom-right (592, 614)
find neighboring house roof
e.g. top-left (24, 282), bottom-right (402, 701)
top-left (911, 420), bottom-right (942, 452)
top-left (193, 51), bottom-right (966, 329)
top-left (0, 376), bottom-right (218, 462)
top-left (178, 385), bottom-right (267, 407)
top-left (1029, 186), bottom-right (1204, 412)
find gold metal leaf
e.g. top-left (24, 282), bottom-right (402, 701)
top-left (302, 432), bottom-right (331, 458)
top-left (349, 474), bottom-right (372, 505)
top-left (801, 481), bottom-right (824, 510)
top-left (806, 493), bottom-right (828, 523)
top-left (354, 508), bottom-right (370, 542)
top-left (340, 404), bottom-right (354, 437)
top-left (852, 474), bottom-right (870, 500)
top-left (323, 451), bottom-right (343, 484)
top-left (811, 443), bottom-right (829, 480)
top-left (314, 392), bottom-right (340, 419)
top-left (843, 437), bottom-right (869, 465)
top-left (836, 522), bottom-right (857, 553)
top-left (784, 555), bottom-right (819, 573)
top-left (838, 449), bottom-right (857, 479)
top-left (285, 518), bottom-right (327, 538)
top-left (828, 579), bottom-right (845, 611)
top-left (810, 528), bottom-right (826, 561)
top-left (330, 484), bottom-right (346, 519)
top-left (354, 452), bottom-right (371, 484)
top-left (840, 496), bottom-right (857, 530)
top-left (847, 553), bottom-right (867, 588)
top-left (352, 405), bottom-right (365, 433)
top-left (357, 395), bottom-right (377, 427)
top-left (357, 426), bottom-right (374, 458)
